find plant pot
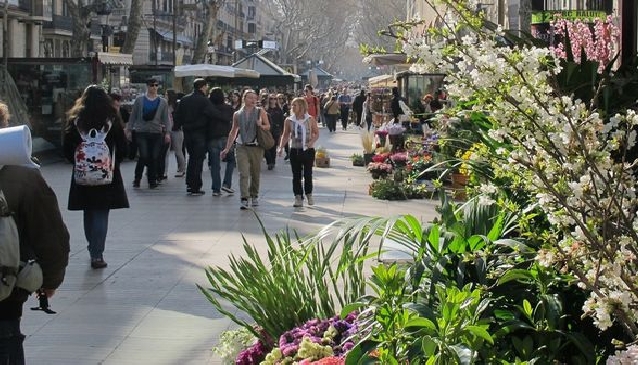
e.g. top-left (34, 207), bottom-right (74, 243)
top-left (363, 153), bottom-right (374, 166)
top-left (371, 171), bottom-right (386, 179)
top-left (352, 159), bottom-right (364, 166)
top-left (450, 172), bottom-right (469, 188)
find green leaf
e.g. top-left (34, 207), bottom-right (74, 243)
top-left (465, 325), bottom-right (494, 344)
top-left (344, 340), bottom-right (379, 365)
top-left (405, 317), bottom-right (437, 331)
top-left (522, 299), bottom-right (533, 317)
top-left (421, 335), bottom-right (438, 357)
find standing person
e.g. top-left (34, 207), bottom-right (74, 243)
top-left (362, 93), bottom-right (374, 130)
top-left (303, 84), bottom-right (321, 120)
top-left (230, 91), bottom-right (242, 112)
top-left (0, 101), bottom-right (70, 365)
top-left (221, 89), bottom-right (270, 210)
top-left (167, 89), bottom-right (186, 177)
top-left (174, 78), bottom-right (219, 196)
top-left (127, 78), bottom-right (170, 189)
top-left (207, 87), bottom-right (235, 196)
top-left (265, 94), bottom-right (285, 170)
top-left (277, 97), bottom-right (320, 207)
top-left (157, 90), bottom-right (174, 182)
top-left (338, 89), bottom-right (352, 130)
top-left (63, 85), bottom-right (129, 269)
top-left (323, 95), bottom-right (340, 133)
top-left (390, 86), bottom-right (405, 124)
top-left (352, 90), bottom-right (365, 127)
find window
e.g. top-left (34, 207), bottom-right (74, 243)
top-left (247, 23), bottom-right (256, 34)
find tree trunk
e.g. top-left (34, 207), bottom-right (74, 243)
top-left (65, 0), bottom-right (90, 57)
top-left (191, 2), bottom-right (221, 64)
top-left (121, 0), bottom-right (144, 54)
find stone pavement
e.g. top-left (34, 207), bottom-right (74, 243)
top-left (22, 126), bottom-right (438, 364)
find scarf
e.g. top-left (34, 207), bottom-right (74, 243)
top-left (290, 113), bottom-right (310, 150)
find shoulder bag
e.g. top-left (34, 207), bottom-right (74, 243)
top-left (255, 108), bottom-right (275, 149)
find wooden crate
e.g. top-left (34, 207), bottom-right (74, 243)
top-left (315, 157), bottom-right (331, 168)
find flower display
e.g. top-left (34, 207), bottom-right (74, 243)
top-left (390, 152), bottom-right (408, 166)
top-left (258, 314), bottom-right (358, 364)
top-left (371, 153), bottom-right (390, 163)
top-left (386, 123), bottom-right (406, 135)
top-left (367, 162), bottom-right (393, 175)
top-left (374, 129), bottom-right (388, 136)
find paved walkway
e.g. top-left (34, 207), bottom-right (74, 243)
top-left (22, 126), bottom-right (438, 364)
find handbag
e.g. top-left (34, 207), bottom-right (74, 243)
top-left (256, 126), bottom-right (275, 149)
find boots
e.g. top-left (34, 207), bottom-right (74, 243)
top-left (293, 195), bottom-right (304, 207)
top-left (306, 194), bottom-right (314, 205)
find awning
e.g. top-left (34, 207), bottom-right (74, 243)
top-left (97, 52), bottom-right (133, 66)
top-left (173, 64), bottom-right (260, 78)
top-left (368, 74), bottom-right (396, 86)
top-left (155, 30), bottom-right (194, 47)
top-left (363, 53), bottom-right (409, 66)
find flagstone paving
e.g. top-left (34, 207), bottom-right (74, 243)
top-left (23, 126), bottom-right (439, 364)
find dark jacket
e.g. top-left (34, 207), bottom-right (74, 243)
top-left (353, 94), bottom-right (365, 114)
top-left (207, 102), bottom-right (234, 140)
top-left (267, 105), bottom-right (285, 137)
top-left (174, 90), bottom-right (219, 134)
top-left (391, 95), bottom-right (406, 121)
top-left (63, 118), bottom-right (130, 211)
top-left (0, 166), bottom-right (70, 319)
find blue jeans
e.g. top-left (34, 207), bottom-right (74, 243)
top-left (84, 209), bottom-right (110, 260)
top-left (0, 319), bottom-right (24, 365)
top-left (208, 137), bottom-right (235, 193)
top-left (134, 132), bottom-right (163, 184)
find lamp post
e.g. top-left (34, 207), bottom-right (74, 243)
top-left (207, 40), bottom-right (215, 64)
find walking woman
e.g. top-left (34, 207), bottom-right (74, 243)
top-left (63, 85), bottom-right (129, 269)
top-left (265, 93), bottom-right (285, 170)
top-left (278, 97), bottom-right (320, 207)
top-left (221, 89), bottom-right (270, 210)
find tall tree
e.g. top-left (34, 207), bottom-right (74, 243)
top-left (191, 0), bottom-right (225, 64)
top-left (121, 0), bottom-right (144, 54)
top-left (354, 0), bottom-right (406, 52)
top-left (64, 0), bottom-right (92, 57)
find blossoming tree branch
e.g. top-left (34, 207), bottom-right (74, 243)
top-left (406, 0), bottom-right (638, 341)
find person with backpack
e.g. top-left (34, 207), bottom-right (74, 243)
top-left (63, 85), bottom-right (130, 269)
top-left (0, 101), bottom-right (70, 364)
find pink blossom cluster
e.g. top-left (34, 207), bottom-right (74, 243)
top-left (549, 15), bottom-right (620, 73)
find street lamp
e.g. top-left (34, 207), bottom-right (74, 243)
top-left (207, 40), bottom-right (215, 64)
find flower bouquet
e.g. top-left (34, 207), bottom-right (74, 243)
top-left (371, 152), bottom-right (390, 163)
top-left (390, 152), bottom-right (408, 167)
top-left (367, 162), bottom-right (393, 179)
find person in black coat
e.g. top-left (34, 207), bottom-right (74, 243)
top-left (265, 94), bottom-right (285, 170)
top-left (173, 78), bottom-right (220, 195)
top-left (352, 90), bottom-right (365, 127)
top-left (63, 85), bottom-right (129, 269)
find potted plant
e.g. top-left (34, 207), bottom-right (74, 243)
top-left (367, 162), bottom-right (393, 179)
top-left (351, 153), bottom-right (364, 166)
top-left (360, 128), bottom-right (376, 165)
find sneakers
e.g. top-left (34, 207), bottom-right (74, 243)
top-left (149, 183), bottom-right (158, 189)
top-left (133, 180), bottom-right (140, 188)
top-left (251, 197), bottom-right (259, 207)
top-left (174, 171), bottom-right (185, 177)
top-left (306, 194), bottom-right (314, 206)
top-left (267, 164), bottom-right (274, 170)
top-left (221, 186), bottom-right (235, 194)
top-left (189, 190), bottom-right (205, 196)
top-left (240, 199), bottom-right (249, 210)
top-left (211, 191), bottom-right (221, 197)
top-left (91, 258), bottom-right (107, 269)
top-left (293, 195), bottom-right (304, 207)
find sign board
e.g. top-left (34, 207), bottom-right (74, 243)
top-left (261, 40), bottom-right (278, 50)
top-left (531, 10), bottom-right (608, 24)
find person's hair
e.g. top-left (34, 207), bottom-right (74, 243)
top-left (304, 84), bottom-right (312, 91)
top-left (193, 78), bottom-right (207, 90)
top-left (209, 87), bottom-right (225, 105)
top-left (66, 85), bottom-right (118, 132)
top-left (422, 94), bottom-right (433, 101)
top-left (359, 90), bottom-right (365, 96)
top-left (392, 87), bottom-right (399, 97)
top-left (291, 97), bottom-right (308, 114)
top-left (0, 101), bottom-right (10, 127)
top-left (146, 78), bottom-right (158, 86)
top-left (108, 93), bottom-right (122, 102)
top-left (166, 89), bottom-right (179, 108)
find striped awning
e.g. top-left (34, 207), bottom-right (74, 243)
top-left (97, 52), bottom-right (133, 66)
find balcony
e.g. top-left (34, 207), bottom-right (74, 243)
top-left (43, 14), bottom-right (73, 33)
top-left (18, 0), bottom-right (53, 22)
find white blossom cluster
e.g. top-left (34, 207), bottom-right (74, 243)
top-left (607, 344), bottom-right (638, 364)
top-left (410, 0), bottom-right (638, 338)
